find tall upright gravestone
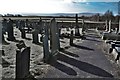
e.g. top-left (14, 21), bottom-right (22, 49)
top-left (75, 14), bottom-right (80, 36)
top-left (0, 19), bottom-right (3, 44)
top-left (105, 20), bottom-right (108, 31)
top-left (7, 19), bottom-right (16, 41)
top-left (43, 21), bottom-right (50, 62)
top-left (82, 19), bottom-right (85, 33)
top-left (70, 30), bottom-right (74, 46)
top-left (50, 18), bottom-right (60, 55)
top-left (118, 19), bottom-right (120, 33)
top-left (32, 22), bottom-right (39, 44)
top-left (108, 20), bottom-right (112, 33)
top-left (0, 18), bottom-right (2, 65)
top-left (16, 41), bottom-right (30, 79)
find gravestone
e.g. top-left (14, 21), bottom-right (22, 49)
top-left (19, 20), bottom-right (26, 39)
top-left (50, 18), bottom-right (60, 55)
top-left (59, 28), bottom-right (61, 37)
top-left (75, 14), bottom-right (80, 36)
top-left (82, 19), bottom-right (85, 33)
top-left (70, 30), bottom-right (74, 46)
top-left (105, 20), bottom-right (108, 31)
top-left (26, 19), bottom-right (30, 33)
top-left (32, 29), bottom-right (39, 44)
top-left (0, 20), bottom-right (5, 43)
top-left (7, 19), bottom-right (16, 41)
top-left (108, 20), bottom-right (112, 33)
top-left (118, 19), bottom-right (120, 33)
top-left (38, 18), bottom-right (43, 34)
top-left (43, 24), bottom-right (50, 62)
top-left (16, 41), bottom-right (30, 79)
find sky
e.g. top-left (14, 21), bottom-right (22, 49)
top-left (0, 0), bottom-right (119, 15)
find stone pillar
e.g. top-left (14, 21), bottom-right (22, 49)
top-left (108, 20), bottom-right (112, 33)
top-left (16, 43), bottom-right (30, 79)
top-left (50, 18), bottom-right (60, 55)
top-left (105, 20), bottom-right (108, 31)
top-left (75, 14), bottom-right (80, 36)
top-left (7, 19), bottom-right (15, 41)
top-left (70, 30), bottom-right (74, 46)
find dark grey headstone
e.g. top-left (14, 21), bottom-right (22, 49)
top-left (16, 47), bottom-right (30, 78)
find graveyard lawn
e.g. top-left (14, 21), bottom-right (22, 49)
top-left (2, 28), bottom-right (49, 79)
top-left (2, 28), bottom-right (120, 79)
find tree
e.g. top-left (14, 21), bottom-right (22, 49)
top-left (103, 10), bottom-right (114, 21)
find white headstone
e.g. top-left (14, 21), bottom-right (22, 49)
top-left (108, 20), bottom-right (111, 33)
top-left (105, 20), bottom-right (108, 31)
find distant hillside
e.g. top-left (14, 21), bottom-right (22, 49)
top-left (22, 12), bottom-right (103, 17)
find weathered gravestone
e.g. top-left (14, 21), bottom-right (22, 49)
top-left (38, 18), bottom-right (43, 34)
top-left (0, 19), bottom-right (2, 64)
top-left (16, 41), bottom-right (30, 79)
top-left (26, 19), bottom-right (31, 33)
top-left (0, 19), bottom-right (5, 44)
top-left (70, 30), bottom-right (74, 46)
top-left (75, 14), bottom-right (80, 36)
top-left (43, 23), bottom-right (50, 62)
top-left (82, 19), bottom-right (85, 33)
top-left (32, 28), bottom-right (39, 44)
top-left (50, 18), bottom-right (60, 56)
top-left (7, 19), bottom-right (16, 41)
top-left (118, 19), bottom-right (120, 34)
top-left (19, 20), bottom-right (26, 39)
top-left (108, 20), bottom-right (112, 33)
top-left (105, 20), bottom-right (108, 31)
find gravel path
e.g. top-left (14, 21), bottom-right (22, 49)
top-left (42, 29), bottom-right (120, 78)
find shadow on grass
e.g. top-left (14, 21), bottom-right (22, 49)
top-left (57, 53), bottom-right (113, 77)
top-left (49, 60), bottom-right (77, 76)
